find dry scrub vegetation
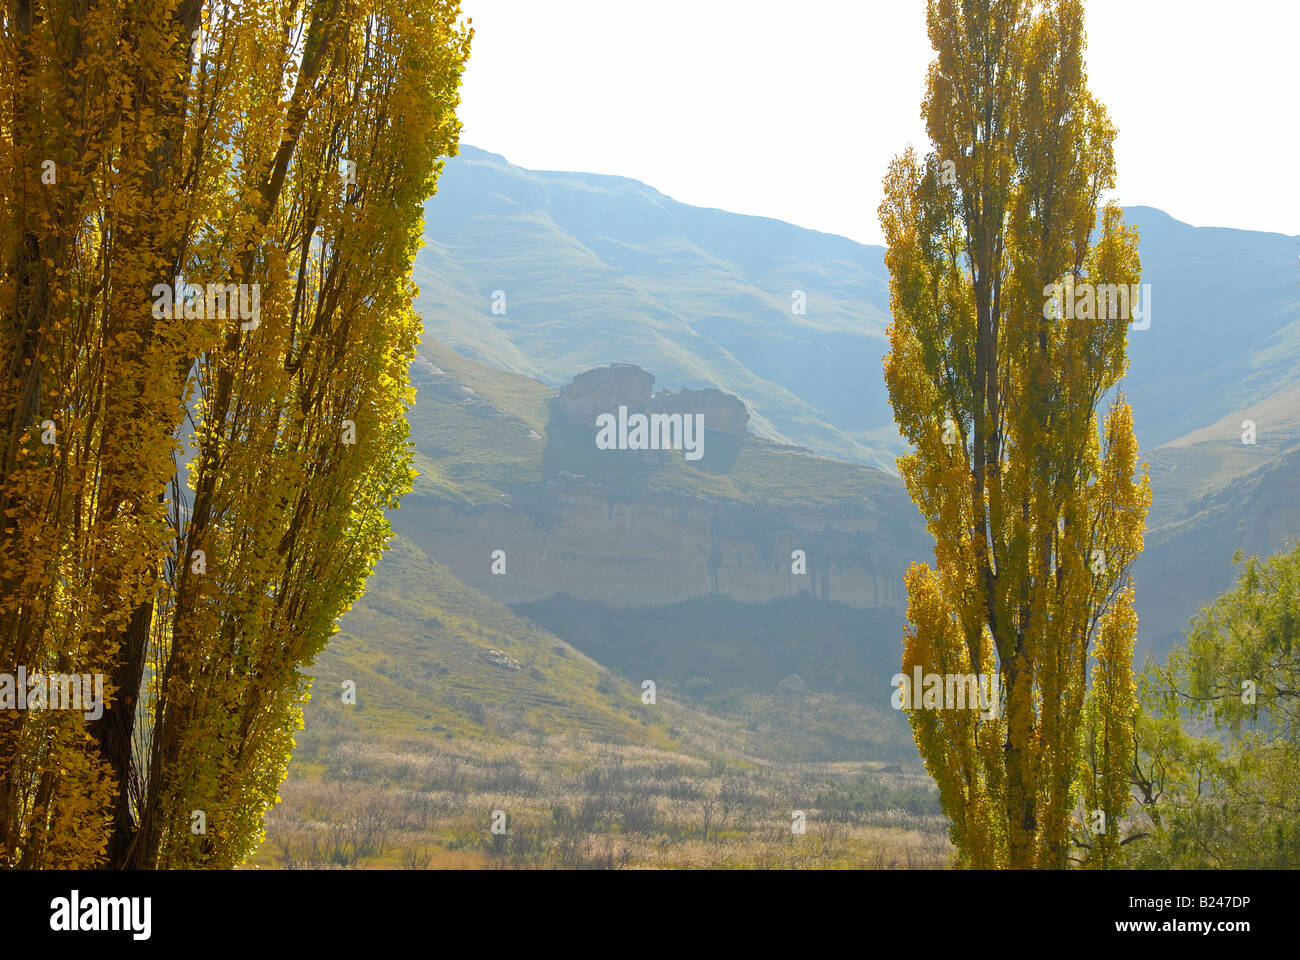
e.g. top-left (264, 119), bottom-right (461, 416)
top-left (257, 729), bottom-right (950, 869)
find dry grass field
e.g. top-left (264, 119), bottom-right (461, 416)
top-left (257, 726), bottom-right (949, 869)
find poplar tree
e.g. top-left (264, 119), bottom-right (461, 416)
top-left (0, 0), bottom-right (470, 868)
top-left (879, 0), bottom-right (1150, 868)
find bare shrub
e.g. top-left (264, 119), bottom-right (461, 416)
top-left (618, 793), bottom-right (658, 835)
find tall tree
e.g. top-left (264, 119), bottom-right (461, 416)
top-left (880, 0), bottom-right (1149, 868)
top-left (0, 0), bottom-right (470, 868)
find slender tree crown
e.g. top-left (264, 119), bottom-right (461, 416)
top-left (0, 0), bottom-right (471, 867)
top-left (880, 0), bottom-right (1150, 868)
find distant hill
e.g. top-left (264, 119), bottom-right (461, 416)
top-left (414, 146), bottom-right (899, 468)
top-left (400, 341), bottom-right (931, 616)
top-left (1136, 381), bottom-right (1300, 649)
top-left (1117, 208), bottom-right (1300, 450)
top-left (416, 147), bottom-right (1300, 469)
top-left (411, 148), bottom-right (1300, 656)
top-left (298, 338), bottom-right (930, 766)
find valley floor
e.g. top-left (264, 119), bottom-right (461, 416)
top-left (256, 729), bottom-right (950, 870)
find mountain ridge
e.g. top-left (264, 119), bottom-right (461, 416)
top-left (409, 146), bottom-right (1300, 655)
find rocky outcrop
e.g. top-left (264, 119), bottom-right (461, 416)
top-left (554, 363), bottom-right (749, 436)
top-left (397, 362), bottom-right (929, 614)
top-left (481, 649), bottom-right (521, 670)
top-left (555, 364), bottom-right (654, 427)
top-left (654, 386), bottom-right (748, 436)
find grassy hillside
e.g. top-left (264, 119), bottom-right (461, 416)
top-left (405, 338), bottom-right (551, 503)
top-left (257, 532), bottom-right (942, 869)
top-left (300, 534), bottom-right (680, 746)
top-left (1135, 381), bottom-right (1300, 652)
top-left (409, 336), bottom-right (912, 512)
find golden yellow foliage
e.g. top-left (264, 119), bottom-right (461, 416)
top-left (880, 0), bottom-right (1149, 869)
top-left (0, 0), bottom-right (470, 868)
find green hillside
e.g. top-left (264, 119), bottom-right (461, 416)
top-left (1135, 381), bottom-right (1300, 650)
top-left (409, 338), bottom-right (910, 511)
top-left (301, 534), bottom-right (680, 746)
top-left (413, 146), bottom-right (900, 468)
top-left (257, 341), bottom-right (939, 868)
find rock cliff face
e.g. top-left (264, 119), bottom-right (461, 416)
top-left (397, 479), bottom-right (922, 612)
top-left (395, 360), bottom-right (931, 614)
top-left (654, 386), bottom-right (749, 437)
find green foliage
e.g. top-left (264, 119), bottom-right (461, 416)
top-left (816, 775), bottom-right (942, 819)
top-left (1128, 543), bottom-right (1300, 868)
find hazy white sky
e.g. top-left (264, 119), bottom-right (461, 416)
top-left (455, 0), bottom-right (1300, 248)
